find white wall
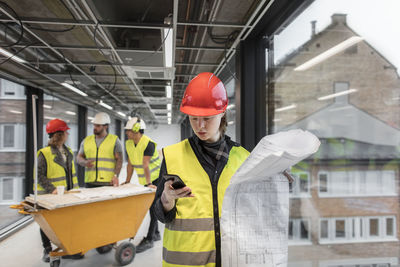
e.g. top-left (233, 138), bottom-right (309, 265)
top-left (145, 124), bottom-right (181, 150)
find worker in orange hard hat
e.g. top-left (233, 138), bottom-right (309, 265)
top-left (153, 72), bottom-right (250, 267)
top-left (35, 119), bottom-right (82, 262)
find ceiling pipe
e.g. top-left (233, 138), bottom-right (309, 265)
top-left (12, 44), bottom-right (164, 53)
top-left (0, 4), bottom-right (129, 109)
top-left (0, 18), bottom-right (169, 30)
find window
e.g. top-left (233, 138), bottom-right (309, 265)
top-left (3, 125), bottom-right (14, 148)
top-left (369, 218), bottom-right (379, 237)
top-left (268, 0), bottom-right (400, 263)
top-left (0, 79), bottom-right (25, 99)
top-left (318, 170), bottom-right (397, 197)
top-left (0, 79), bottom-right (26, 231)
top-left (319, 216), bottom-right (396, 244)
top-left (288, 218), bottom-right (311, 244)
top-left (386, 218), bottom-right (394, 237)
top-left (320, 220), bottom-right (328, 239)
top-left (289, 172), bottom-right (310, 198)
top-left (319, 173), bottom-right (328, 193)
top-left (0, 124), bottom-right (26, 150)
top-left (335, 220), bottom-right (346, 238)
top-left (2, 178), bottom-right (13, 200)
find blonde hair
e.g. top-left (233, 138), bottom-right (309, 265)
top-left (219, 113), bottom-right (227, 135)
top-left (48, 132), bottom-right (65, 147)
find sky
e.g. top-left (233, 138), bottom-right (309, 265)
top-left (273, 0), bottom-right (400, 75)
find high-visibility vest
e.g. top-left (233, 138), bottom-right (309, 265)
top-left (83, 134), bottom-right (117, 184)
top-left (162, 139), bottom-right (249, 267)
top-left (126, 135), bottom-right (161, 185)
top-left (34, 146), bottom-right (79, 195)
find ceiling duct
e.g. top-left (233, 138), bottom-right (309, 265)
top-left (122, 66), bottom-right (175, 80)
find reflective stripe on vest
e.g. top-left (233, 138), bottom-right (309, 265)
top-left (126, 135), bottom-right (161, 185)
top-left (162, 139), bottom-right (249, 267)
top-left (34, 146), bottom-right (79, 194)
top-left (83, 134), bottom-right (117, 183)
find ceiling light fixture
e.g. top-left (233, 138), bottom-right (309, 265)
top-left (167, 112), bottom-right (171, 117)
top-left (168, 117), bottom-right (172, 125)
top-left (117, 111), bottom-right (126, 117)
top-left (65, 111), bottom-right (76, 115)
top-left (61, 82), bottom-right (88, 97)
top-left (163, 28), bottom-right (173, 68)
top-left (275, 104), bottom-right (297, 112)
top-left (167, 103), bottom-right (172, 111)
top-left (88, 116), bottom-right (94, 121)
top-left (294, 36), bottom-right (363, 71)
top-left (99, 100), bottom-right (113, 110)
top-left (0, 48), bottom-right (27, 63)
top-left (318, 89), bottom-right (358, 101)
top-left (228, 121), bottom-right (234, 125)
top-left (9, 110), bottom-right (22, 114)
top-left (43, 104), bottom-right (52, 109)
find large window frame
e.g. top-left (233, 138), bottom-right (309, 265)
top-left (290, 171), bottom-right (311, 198)
top-left (318, 170), bottom-right (397, 198)
top-left (319, 216), bottom-right (397, 244)
top-left (0, 79), bottom-right (25, 99)
top-left (288, 218), bottom-right (312, 245)
top-left (0, 124), bottom-right (26, 151)
top-left (0, 176), bottom-right (24, 203)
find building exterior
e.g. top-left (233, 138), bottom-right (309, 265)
top-left (274, 14), bottom-right (400, 266)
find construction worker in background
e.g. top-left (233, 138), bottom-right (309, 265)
top-left (153, 72), bottom-right (250, 267)
top-left (122, 117), bottom-right (161, 252)
top-left (36, 119), bottom-right (82, 262)
top-left (77, 112), bottom-right (123, 188)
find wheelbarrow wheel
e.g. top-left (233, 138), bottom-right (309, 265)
top-left (50, 259), bottom-right (60, 267)
top-left (96, 244), bottom-right (113, 254)
top-left (115, 242), bottom-right (135, 266)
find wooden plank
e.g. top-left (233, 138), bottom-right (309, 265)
top-left (26, 184), bottom-right (154, 210)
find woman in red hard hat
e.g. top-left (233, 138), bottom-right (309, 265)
top-left (36, 119), bottom-right (81, 262)
top-left (154, 72), bottom-right (250, 267)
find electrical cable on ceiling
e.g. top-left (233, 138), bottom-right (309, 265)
top-left (96, 60), bottom-right (117, 98)
top-left (0, 1), bottom-right (24, 47)
top-left (58, 50), bottom-right (93, 97)
top-left (27, 0), bottom-right (77, 33)
top-left (0, 41), bottom-right (40, 66)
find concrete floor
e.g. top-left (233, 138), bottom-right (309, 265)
top-left (0, 213), bottom-right (164, 267)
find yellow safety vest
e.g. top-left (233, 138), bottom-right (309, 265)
top-left (162, 139), bottom-right (249, 267)
top-left (83, 134), bottom-right (117, 184)
top-left (126, 135), bottom-right (161, 185)
top-left (34, 146), bottom-right (79, 195)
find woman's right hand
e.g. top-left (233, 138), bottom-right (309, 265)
top-left (52, 188), bottom-right (57, 194)
top-left (161, 180), bottom-right (193, 212)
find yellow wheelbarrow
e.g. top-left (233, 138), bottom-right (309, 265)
top-left (11, 185), bottom-right (155, 267)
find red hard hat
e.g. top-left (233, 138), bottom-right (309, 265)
top-left (46, 119), bottom-right (70, 134)
top-left (180, 72), bottom-right (228, 116)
